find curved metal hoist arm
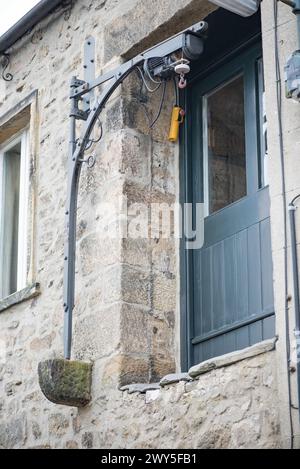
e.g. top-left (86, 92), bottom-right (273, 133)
top-left (63, 21), bottom-right (208, 359)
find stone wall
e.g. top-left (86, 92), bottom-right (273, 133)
top-left (0, 341), bottom-right (281, 448)
top-left (88, 350), bottom-right (281, 450)
top-left (261, 0), bottom-right (300, 447)
top-left (0, 0), bottom-right (297, 448)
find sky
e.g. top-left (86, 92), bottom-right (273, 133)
top-left (0, 0), bottom-right (41, 36)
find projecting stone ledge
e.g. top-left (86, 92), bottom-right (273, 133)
top-left (160, 372), bottom-right (192, 387)
top-left (38, 359), bottom-right (92, 407)
top-left (120, 383), bottom-right (160, 394)
top-left (188, 337), bottom-right (277, 378)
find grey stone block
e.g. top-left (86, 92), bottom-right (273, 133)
top-left (160, 372), bottom-right (192, 387)
top-left (38, 359), bottom-right (92, 407)
top-left (120, 383), bottom-right (160, 394)
top-left (0, 416), bottom-right (26, 448)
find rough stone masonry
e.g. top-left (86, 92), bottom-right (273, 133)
top-left (0, 0), bottom-right (299, 448)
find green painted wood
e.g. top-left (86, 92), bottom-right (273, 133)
top-left (183, 40), bottom-right (275, 367)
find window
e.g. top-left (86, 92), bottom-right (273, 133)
top-left (0, 130), bottom-right (29, 299)
top-left (203, 74), bottom-right (247, 215)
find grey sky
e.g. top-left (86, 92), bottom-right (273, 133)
top-left (0, 0), bottom-right (40, 36)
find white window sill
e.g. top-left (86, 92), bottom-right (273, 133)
top-left (0, 282), bottom-right (40, 313)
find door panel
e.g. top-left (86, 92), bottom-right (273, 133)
top-left (184, 42), bottom-right (275, 367)
top-left (192, 214), bottom-right (273, 340)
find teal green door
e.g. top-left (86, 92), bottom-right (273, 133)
top-left (182, 42), bottom-right (275, 367)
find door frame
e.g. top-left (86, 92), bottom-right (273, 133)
top-left (180, 37), bottom-right (269, 371)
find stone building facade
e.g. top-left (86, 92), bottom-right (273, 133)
top-left (0, 0), bottom-right (299, 449)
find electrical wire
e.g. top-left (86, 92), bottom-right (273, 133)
top-left (173, 76), bottom-right (179, 106)
top-left (144, 59), bottom-right (163, 84)
top-left (135, 66), bottom-right (168, 129)
top-left (136, 66), bottom-right (162, 93)
top-left (149, 79), bottom-right (167, 128)
top-left (291, 194), bottom-right (300, 206)
top-left (274, 0), bottom-right (295, 449)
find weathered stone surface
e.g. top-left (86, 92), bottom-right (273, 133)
top-left (7, 320), bottom-right (19, 330)
top-left (31, 421), bottom-right (42, 440)
top-left (120, 383), bottom-right (160, 394)
top-left (104, 0), bottom-right (216, 61)
top-left (48, 413), bottom-right (69, 436)
top-left (73, 306), bottom-right (121, 361)
top-left (121, 265), bottom-right (150, 306)
top-left (102, 354), bottom-right (150, 387)
top-left (82, 432), bottom-right (93, 449)
top-left (90, 352), bottom-right (281, 448)
top-left (0, 0), bottom-right (295, 450)
top-left (66, 440), bottom-right (79, 449)
top-left (149, 312), bottom-right (176, 381)
top-left (38, 359), bottom-right (92, 407)
top-left (145, 389), bottom-right (160, 403)
top-left (188, 338), bottom-right (277, 378)
top-left (160, 372), bottom-right (192, 387)
top-left (0, 283), bottom-right (40, 313)
top-left (0, 416), bottom-right (26, 449)
top-left (120, 303), bottom-right (149, 355)
top-left (152, 273), bottom-right (176, 312)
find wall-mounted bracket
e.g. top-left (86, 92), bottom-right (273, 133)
top-left (63, 21), bottom-right (208, 360)
top-left (82, 36), bottom-right (95, 115)
top-left (1, 53), bottom-right (13, 81)
top-left (69, 77), bottom-right (89, 120)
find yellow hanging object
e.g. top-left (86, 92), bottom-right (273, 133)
top-left (168, 106), bottom-right (185, 142)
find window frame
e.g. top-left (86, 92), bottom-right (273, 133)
top-left (0, 128), bottom-right (30, 299)
top-left (189, 42), bottom-right (264, 213)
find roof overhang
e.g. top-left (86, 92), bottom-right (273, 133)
top-left (0, 0), bottom-right (70, 54)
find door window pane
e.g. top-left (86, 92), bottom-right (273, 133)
top-left (204, 75), bottom-right (247, 214)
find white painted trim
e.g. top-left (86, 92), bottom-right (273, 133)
top-left (0, 147), bottom-right (4, 299)
top-left (0, 130), bottom-right (29, 298)
top-left (17, 130), bottom-right (29, 291)
top-left (0, 130), bottom-right (25, 153)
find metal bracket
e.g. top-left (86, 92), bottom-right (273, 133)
top-left (82, 36), bottom-right (95, 115)
top-left (70, 77), bottom-right (86, 92)
top-left (69, 103), bottom-right (89, 121)
top-left (63, 21), bottom-right (208, 359)
top-left (69, 77), bottom-right (89, 120)
top-left (1, 53), bottom-right (13, 82)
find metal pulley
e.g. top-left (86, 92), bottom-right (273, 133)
top-left (174, 62), bottom-right (190, 75)
top-left (174, 59), bottom-right (190, 89)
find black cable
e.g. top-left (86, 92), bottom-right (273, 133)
top-left (274, 0), bottom-right (295, 449)
top-left (135, 67), bottom-right (167, 129)
top-left (173, 76), bottom-right (179, 106)
top-left (149, 79), bottom-right (167, 128)
top-left (144, 59), bottom-right (163, 85)
top-left (291, 194), bottom-right (300, 206)
top-left (136, 66), bottom-right (162, 93)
